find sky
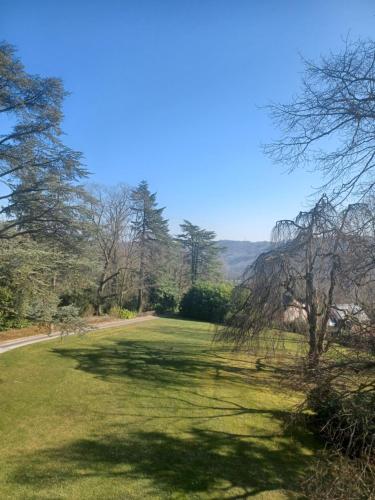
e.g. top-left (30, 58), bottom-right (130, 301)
top-left (2, 1), bottom-right (375, 240)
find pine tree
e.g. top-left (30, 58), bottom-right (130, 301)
top-left (131, 181), bottom-right (169, 312)
top-left (177, 220), bottom-right (221, 285)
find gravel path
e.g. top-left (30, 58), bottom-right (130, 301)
top-left (0, 315), bottom-right (158, 355)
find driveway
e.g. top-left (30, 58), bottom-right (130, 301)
top-left (0, 315), bottom-right (158, 355)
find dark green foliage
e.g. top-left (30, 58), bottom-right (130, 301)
top-left (0, 43), bottom-right (88, 242)
top-left (131, 181), bottom-right (170, 312)
top-left (0, 236), bottom-right (94, 329)
top-left (0, 286), bottom-right (31, 329)
top-left (59, 288), bottom-right (96, 315)
top-left (179, 283), bottom-right (233, 323)
top-left (177, 220), bottom-right (222, 285)
top-left (153, 288), bottom-right (179, 314)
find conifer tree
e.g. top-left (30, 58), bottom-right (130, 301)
top-left (177, 220), bottom-right (221, 285)
top-left (0, 42), bottom-right (88, 242)
top-left (131, 181), bottom-right (169, 312)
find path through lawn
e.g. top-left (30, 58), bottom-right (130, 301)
top-left (0, 318), bottom-right (317, 499)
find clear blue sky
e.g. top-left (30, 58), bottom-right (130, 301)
top-left (2, 1), bottom-right (375, 240)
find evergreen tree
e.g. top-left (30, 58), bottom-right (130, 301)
top-left (0, 42), bottom-right (88, 242)
top-left (177, 220), bottom-right (222, 285)
top-left (131, 181), bottom-right (169, 312)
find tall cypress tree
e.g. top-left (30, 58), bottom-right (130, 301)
top-left (131, 181), bottom-right (169, 312)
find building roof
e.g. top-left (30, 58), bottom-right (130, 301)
top-left (330, 304), bottom-right (369, 324)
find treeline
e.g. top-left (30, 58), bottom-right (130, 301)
top-left (0, 42), bottom-right (229, 330)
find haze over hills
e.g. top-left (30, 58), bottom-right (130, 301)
top-left (218, 240), bottom-right (272, 280)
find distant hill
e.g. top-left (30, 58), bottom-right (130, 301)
top-left (218, 240), bottom-right (271, 280)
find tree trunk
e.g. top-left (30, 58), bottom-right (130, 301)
top-left (137, 226), bottom-right (146, 313)
top-left (307, 304), bottom-right (319, 367)
top-left (137, 286), bottom-right (144, 313)
top-left (306, 234), bottom-right (320, 367)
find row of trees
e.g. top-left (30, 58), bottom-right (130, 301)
top-left (88, 181), bottom-right (222, 316)
top-left (0, 42), bottom-right (224, 329)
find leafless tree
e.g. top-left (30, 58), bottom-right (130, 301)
top-left (218, 196), bottom-right (375, 366)
top-left (265, 38), bottom-right (375, 202)
top-left (217, 197), bottom-right (375, 496)
top-left (88, 185), bottom-right (135, 315)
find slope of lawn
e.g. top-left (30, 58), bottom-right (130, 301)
top-left (0, 318), bottom-right (317, 499)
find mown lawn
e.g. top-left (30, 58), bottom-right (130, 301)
top-left (0, 318), bottom-right (317, 499)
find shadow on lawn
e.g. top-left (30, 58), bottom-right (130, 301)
top-left (19, 335), bottom-right (315, 497)
top-left (104, 389), bottom-right (296, 427)
top-left (11, 426), bottom-right (312, 498)
top-left (51, 338), bottom-right (284, 389)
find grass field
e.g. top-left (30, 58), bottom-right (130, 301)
top-left (0, 318), bottom-right (317, 499)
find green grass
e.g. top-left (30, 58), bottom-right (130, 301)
top-left (0, 318), bottom-right (317, 499)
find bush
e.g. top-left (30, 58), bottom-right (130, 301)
top-left (179, 282), bottom-right (233, 323)
top-left (109, 306), bottom-right (137, 320)
top-left (53, 305), bottom-right (90, 336)
top-left (154, 291), bottom-right (178, 314)
top-left (303, 450), bottom-right (375, 500)
top-left (307, 381), bottom-right (375, 459)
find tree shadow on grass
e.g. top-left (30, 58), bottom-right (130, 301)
top-left (11, 426), bottom-right (313, 498)
top-left (51, 339), bottom-right (284, 390)
top-left (31, 336), bottom-right (317, 496)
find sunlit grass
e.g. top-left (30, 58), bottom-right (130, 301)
top-left (0, 318), bottom-right (318, 499)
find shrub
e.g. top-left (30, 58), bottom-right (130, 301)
top-left (303, 450), bottom-right (375, 500)
top-left (307, 381), bottom-right (375, 459)
top-left (109, 306), bottom-right (137, 319)
top-left (179, 282), bottom-right (233, 323)
top-left (53, 305), bottom-right (90, 336)
top-left (154, 291), bottom-right (178, 314)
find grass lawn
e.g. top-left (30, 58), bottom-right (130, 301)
top-left (0, 318), bottom-right (317, 499)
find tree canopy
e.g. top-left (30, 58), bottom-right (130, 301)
top-left (0, 42), bottom-right (88, 242)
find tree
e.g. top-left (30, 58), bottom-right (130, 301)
top-left (88, 185), bottom-right (134, 315)
top-left (177, 220), bottom-right (222, 285)
top-left (0, 236), bottom-right (93, 329)
top-left (131, 181), bottom-right (169, 312)
top-left (0, 42), bottom-right (88, 241)
top-left (149, 240), bottom-right (188, 313)
top-left (218, 196), bottom-right (375, 366)
top-left (265, 38), bottom-right (375, 202)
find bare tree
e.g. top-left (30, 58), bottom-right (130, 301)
top-left (218, 196), bottom-right (375, 366)
top-left (88, 185), bottom-right (134, 315)
top-left (265, 38), bottom-right (375, 202)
